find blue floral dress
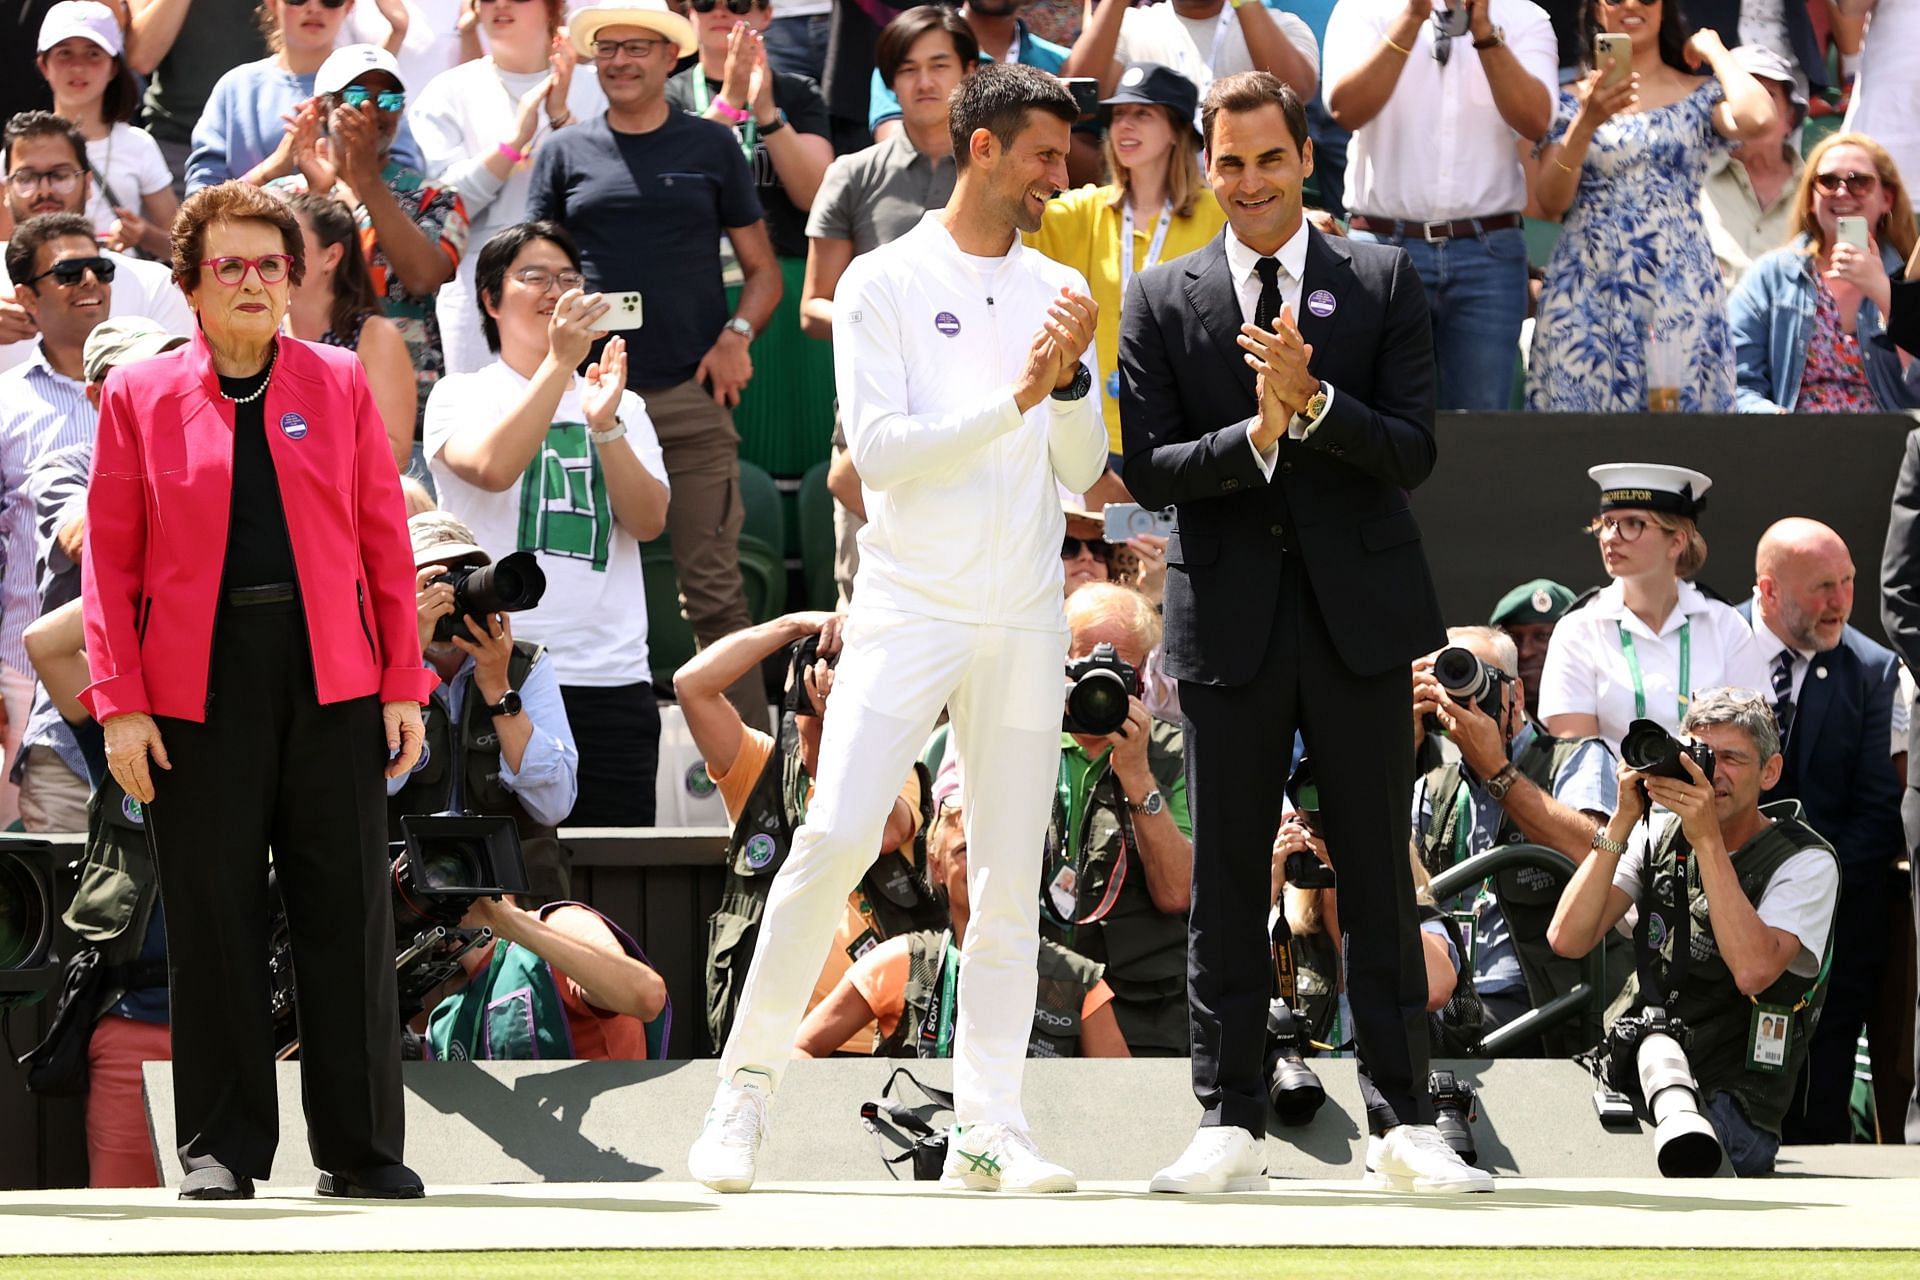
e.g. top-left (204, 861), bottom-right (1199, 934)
top-left (1527, 80), bottom-right (1736, 412)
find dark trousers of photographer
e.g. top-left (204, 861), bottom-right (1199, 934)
top-left (1183, 558), bottom-right (1434, 1135)
top-left (146, 600), bottom-right (406, 1180)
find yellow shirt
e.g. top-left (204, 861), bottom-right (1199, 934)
top-left (1026, 183), bottom-right (1228, 454)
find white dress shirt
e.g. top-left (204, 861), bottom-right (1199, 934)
top-left (1749, 593), bottom-right (1816, 706)
top-left (1222, 219), bottom-right (1333, 475)
top-left (1322, 0), bottom-right (1558, 222)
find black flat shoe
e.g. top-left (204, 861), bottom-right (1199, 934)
top-left (316, 1165), bottom-right (425, 1199)
top-left (179, 1165), bottom-right (255, 1200)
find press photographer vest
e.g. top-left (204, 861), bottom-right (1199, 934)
top-left (423, 901), bottom-right (667, 1061)
top-left (388, 642), bottom-right (560, 882)
top-left (1418, 729), bottom-right (1632, 1054)
top-left (704, 710), bottom-right (943, 1052)
top-left (884, 929), bottom-right (1105, 1060)
top-left (1624, 802), bottom-right (1838, 1137)
top-left (1288, 904), bottom-right (1484, 1053)
top-left (1039, 721), bottom-right (1189, 1055)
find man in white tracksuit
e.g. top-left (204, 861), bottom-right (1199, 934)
top-left (689, 63), bottom-right (1108, 1194)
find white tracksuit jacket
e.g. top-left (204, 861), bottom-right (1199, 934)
top-left (834, 211), bottom-right (1109, 627)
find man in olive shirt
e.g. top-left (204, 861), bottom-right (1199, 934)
top-left (128, 0), bottom-right (269, 194)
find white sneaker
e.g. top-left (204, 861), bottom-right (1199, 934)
top-left (941, 1123), bottom-right (1077, 1193)
top-left (688, 1068), bottom-right (772, 1193)
top-left (1364, 1125), bottom-right (1494, 1194)
top-left (1148, 1126), bottom-right (1269, 1193)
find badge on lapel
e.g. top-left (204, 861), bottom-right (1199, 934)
top-left (1306, 290), bottom-right (1337, 319)
top-left (279, 412), bottom-right (309, 440)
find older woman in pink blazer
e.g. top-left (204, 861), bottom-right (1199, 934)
top-left (81, 181), bottom-right (433, 1202)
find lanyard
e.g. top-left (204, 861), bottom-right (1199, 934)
top-left (1119, 199), bottom-right (1174, 299)
top-left (692, 75), bottom-right (758, 159)
top-left (1617, 620), bottom-right (1690, 722)
top-left (1171, 5), bottom-right (1239, 89)
top-left (933, 933), bottom-right (960, 1057)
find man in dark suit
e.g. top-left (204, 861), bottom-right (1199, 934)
top-left (1118, 72), bottom-right (1483, 1194)
top-left (1880, 457), bottom-right (1920, 1143)
top-left (1742, 519), bottom-right (1907, 1142)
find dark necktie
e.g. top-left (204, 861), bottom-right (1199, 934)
top-left (1254, 256), bottom-right (1282, 332)
top-left (1770, 649), bottom-right (1796, 738)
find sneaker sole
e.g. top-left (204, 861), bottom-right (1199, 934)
top-left (1364, 1167), bottom-right (1494, 1195)
top-left (695, 1174), bottom-right (754, 1193)
top-left (941, 1172), bottom-right (1002, 1191)
top-left (1148, 1174), bottom-right (1269, 1194)
top-left (1004, 1173), bottom-right (1078, 1194)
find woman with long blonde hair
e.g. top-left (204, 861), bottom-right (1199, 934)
top-left (1729, 132), bottom-right (1920, 414)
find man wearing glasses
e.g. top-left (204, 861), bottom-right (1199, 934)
top-left (530, 1), bottom-right (782, 734)
top-left (1321, 0), bottom-right (1557, 413)
top-left (1, 112), bottom-right (190, 379)
top-left (0, 213), bottom-right (118, 833)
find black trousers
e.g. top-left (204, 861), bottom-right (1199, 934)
top-left (148, 599), bottom-right (405, 1181)
top-left (1786, 864), bottom-right (1905, 1143)
top-left (560, 681), bottom-right (659, 827)
top-left (1181, 556), bottom-right (1432, 1135)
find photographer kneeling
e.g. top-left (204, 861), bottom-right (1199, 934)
top-left (1548, 689), bottom-right (1840, 1176)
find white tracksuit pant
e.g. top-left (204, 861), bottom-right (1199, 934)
top-left (718, 604), bottom-right (1066, 1129)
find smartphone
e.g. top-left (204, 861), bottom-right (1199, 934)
top-left (1103, 503), bottom-right (1177, 542)
top-left (1836, 216), bottom-right (1871, 253)
top-left (588, 291), bottom-right (644, 332)
top-left (1062, 77), bottom-right (1102, 119)
top-left (1595, 33), bottom-right (1632, 88)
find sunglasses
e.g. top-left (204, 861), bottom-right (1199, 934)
top-left (282, 0), bottom-right (351, 8)
top-left (1430, 6), bottom-right (1470, 67)
top-left (1061, 536), bottom-right (1109, 559)
top-left (200, 254), bottom-right (294, 286)
top-left (690, 0), bottom-right (762, 11)
top-left (26, 255), bottom-right (115, 288)
top-left (339, 86), bottom-right (406, 112)
top-left (1814, 170), bottom-right (1881, 196)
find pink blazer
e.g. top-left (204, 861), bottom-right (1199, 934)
top-left (81, 331), bottom-right (436, 724)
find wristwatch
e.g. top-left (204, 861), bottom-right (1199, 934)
top-left (1290, 382), bottom-right (1330, 435)
top-left (1483, 762), bottom-right (1519, 800)
top-left (1591, 831), bottom-right (1628, 857)
top-left (1473, 26), bottom-right (1506, 50)
top-left (483, 689), bottom-right (523, 718)
top-left (757, 109), bottom-right (789, 136)
top-left (589, 414), bottom-right (628, 446)
top-left (1128, 789), bottom-right (1165, 817)
top-left (1050, 361), bottom-right (1093, 402)
top-left (724, 316), bottom-right (754, 341)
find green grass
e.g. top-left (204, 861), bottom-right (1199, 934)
top-left (3, 1251), bottom-right (1917, 1280)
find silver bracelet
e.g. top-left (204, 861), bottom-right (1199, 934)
top-left (588, 415), bottom-right (627, 446)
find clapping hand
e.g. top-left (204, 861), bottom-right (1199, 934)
top-left (1240, 306), bottom-right (1318, 448)
top-left (583, 334), bottom-right (627, 432)
top-left (1014, 289), bottom-right (1097, 412)
top-left (720, 21), bottom-right (758, 112)
top-left (330, 102), bottom-right (387, 196)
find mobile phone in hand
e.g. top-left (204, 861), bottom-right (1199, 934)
top-left (1595, 34), bottom-right (1632, 88)
top-left (1836, 216), bottom-right (1871, 254)
top-left (588, 291), bottom-right (644, 332)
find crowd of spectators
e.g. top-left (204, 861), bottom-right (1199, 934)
top-left (1, 0), bottom-right (1917, 1188)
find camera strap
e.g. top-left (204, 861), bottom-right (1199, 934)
top-left (1269, 910), bottom-right (1297, 1006)
top-left (1616, 621), bottom-right (1690, 723)
top-left (1040, 765), bottom-right (1133, 928)
top-left (1633, 820), bottom-right (1693, 1008)
top-left (914, 932), bottom-right (963, 1059)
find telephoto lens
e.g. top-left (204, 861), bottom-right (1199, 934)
top-left (1636, 1029), bottom-right (1724, 1177)
top-left (1063, 642), bottom-right (1137, 736)
top-left (433, 551), bottom-right (549, 641)
top-left (1265, 1004), bottom-right (1327, 1125)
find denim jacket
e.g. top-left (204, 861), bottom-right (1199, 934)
top-left (1728, 236), bottom-right (1920, 413)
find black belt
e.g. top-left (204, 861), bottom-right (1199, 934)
top-left (1348, 212), bottom-right (1523, 242)
top-left (226, 582), bottom-right (296, 608)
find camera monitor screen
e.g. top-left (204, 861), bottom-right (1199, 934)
top-left (399, 815), bottom-right (531, 897)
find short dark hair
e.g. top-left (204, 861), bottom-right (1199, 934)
top-left (3, 110), bottom-right (88, 173)
top-left (1200, 72), bottom-right (1308, 154)
top-left (475, 221), bottom-right (581, 353)
top-left (171, 181), bottom-right (306, 292)
top-left (947, 63), bottom-right (1077, 171)
top-left (5, 212), bottom-right (97, 294)
top-left (876, 5), bottom-right (978, 89)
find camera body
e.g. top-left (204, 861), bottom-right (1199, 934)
top-left (1264, 1003), bottom-right (1327, 1125)
top-left (1429, 1068), bottom-right (1480, 1165)
top-left (1603, 1004), bottom-right (1689, 1096)
top-left (1600, 1004), bottom-right (1724, 1176)
top-left (430, 551), bottom-right (549, 642)
top-left (1423, 645), bottom-right (1508, 736)
top-left (1620, 718), bottom-right (1716, 783)
top-left (1063, 642), bottom-right (1137, 737)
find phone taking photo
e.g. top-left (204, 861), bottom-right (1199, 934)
top-left (1835, 216), bottom-right (1871, 254)
top-left (588, 291), bottom-right (645, 332)
top-left (1595, 33), bottom-right (1632, 88)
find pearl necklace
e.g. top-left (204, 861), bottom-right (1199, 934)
top-left (219, 345), bottom-right (277, 405)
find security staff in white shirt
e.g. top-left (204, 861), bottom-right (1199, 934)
top-left (689, 64), bottom-right (1107, 1196)
top-left (1539, 463), bottom-right (1771, 748)
top-left (1323, 0), bottom-right (1556, 410)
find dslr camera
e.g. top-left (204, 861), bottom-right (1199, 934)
top-left (1429, 1068), bottom-right (1480, 1166)
top-left (1063, 642), bottom-right (1137, 737)
top-left (1423, 645), bottom-right (1508, 736)
top-left (1264, 1002), bottom-right (1327, 1125)
top-left (1620, 719), bottom-right (1716, 783)
top-left (431, 551), bottom-right (548, 642)
top-left (1600, 1005), bottom-right (1724, 1177)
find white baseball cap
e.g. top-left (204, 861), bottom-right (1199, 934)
top-left (315, 44), bottom-right (406, 97)
top-left (37, 2), bottom-right (124, 57)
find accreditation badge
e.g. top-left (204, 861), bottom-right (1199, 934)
top-left (1047, 864), bottom-right (1079, 921)
top-left (1746, 1001), bottom-right (1792, 1073)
